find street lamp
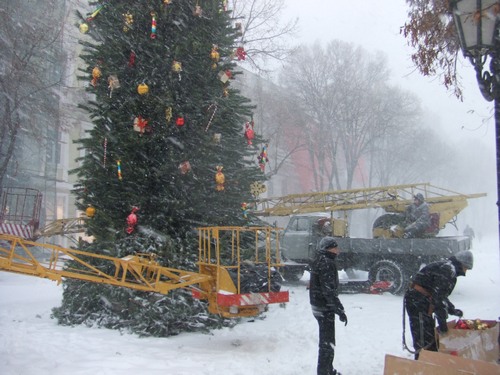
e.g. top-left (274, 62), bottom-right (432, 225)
top-left (450, 0), bottom-right (500, 243)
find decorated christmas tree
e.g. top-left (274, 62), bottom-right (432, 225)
top-left (52, 0), bottom-right (267, 336)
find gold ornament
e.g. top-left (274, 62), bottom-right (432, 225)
top-left (250, 182), bottom-right (267, 197)
top-left (123, 12), bottom-right (133, 32)
top-left (137, 83), bottom-right (149, 95)
top-left (79, 23), bottom-right (89, 34)
top-left (85, 205), bottom-right (96, 218)
top-left (165, 107), bottom-right (173, 123)
top-left (172, 60), bottom-right (182, 73)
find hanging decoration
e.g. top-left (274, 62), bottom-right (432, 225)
top-left (218, 70), bottom-right (232, 83)
top-left (241, 202), bottom-right (248, 220)
top-left (125, 206), bottom-right (139, 235)
top-left (91, 66), bottom-right (102, 87)
top-left (165, 107), bottom-right (173, 124)
top-left (205, 104), bottom-right (218, 132)
top-left (250, 181), bottom-right (267, 198)
top-left (123, 11), bottom-right (133, 32)
top-left (222, 0), bottom-right (228, 12)
top-left (128, 51), bottom-right (136, 67)
top-left (258, 144), bottom-right (269, 172)
top-left (172, 60), bottom-right (182, 80)
top-left (210, 44), bottom-right (220, 69)
top-left (236, 46), bottom-right (247, 60)
top-left (79, 23), bottom-right (89, 34)
top-left (85, 205), bottom-right (96, 218)
top-left (133, 116), bottom-right (149, 134)
top-left (213, 133), bottom-right (221, 144)
top-left (150, 12), bottom-right (157, 39)
top-left (163, 0), bottom-right (172, 4)
top-left (178, 161), bottom-right (192, 175)
top-left (103, 137), bottom-right (108, 167)
top-left (215, 165), bottom-right (225, 191)
top-left (222, 86), bottom-right (229, 97)
top-left (193, 2), bottom-right (203, 17)
top-left (79, 4), bottom-right (104, 33)
top-left (244, 120), bottom-right (255, 145)
top-left (137, 82), bottom-right (149, 95)
top-left (107, 75), bottom-right (120, 97)
top-left (176, 116), bottom-right (185, 127)
top-left (117, 160), bottom-right (123, 180)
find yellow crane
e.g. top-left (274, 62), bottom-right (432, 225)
top-left (252, 182), bottom-right (486, 238)
top-left (0, 187), bottom-right (288, 318)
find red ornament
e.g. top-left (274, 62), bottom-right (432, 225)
top-left (126, 206), bottom-right (139, 234)
top-left (236, 47), bottom-right (247, 60)
top-left (176, 116), bottom-right (185, 127)
top-left (244, 121), bottom-right (255, 145)
top-left (133, 116), bottom-right (149, 134)
top-left (128, 51), bottom-right (136, 67)
top-left (179, 161), bottom-right (191, 174)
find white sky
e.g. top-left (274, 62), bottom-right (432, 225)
top-left (282, 0), bottom-right (495, 143)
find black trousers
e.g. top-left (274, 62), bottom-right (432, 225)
top-left (404, 289), bottom-right (438, 359)
top-left (314, 310), bottom-right (336, 375)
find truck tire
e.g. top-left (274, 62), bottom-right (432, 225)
top-left (368, 260), bottom-right (408, 295)
top-left (283, 267), bottom-right (304, 282)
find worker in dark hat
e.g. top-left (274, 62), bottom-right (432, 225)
top-left (309, 236), bottom-right (348, 375)
top-left (404, 250), bottom-right (474, 359)
top-left (403, 193), bottom-right (431, 238)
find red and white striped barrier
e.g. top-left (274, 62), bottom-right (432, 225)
top-left (0, 223), bottom-right (34, 239)
top-left (216, 291), bottom-right (289, 307)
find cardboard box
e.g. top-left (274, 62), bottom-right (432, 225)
top-left (383, 354), bottom-right (471, 375)
top-left (419, 350), bottom-right (500, 375)
top-left (438, 319), bottom-right (499, 364)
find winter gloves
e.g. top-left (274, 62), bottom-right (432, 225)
top-left (338, 311), bottom-right (348, 326)
top-left (451, 308), bottom-right (463, 318)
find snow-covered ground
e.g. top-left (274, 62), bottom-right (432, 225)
top-left (1, 235), bottom-right (498, 375)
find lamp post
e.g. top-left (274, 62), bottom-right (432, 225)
top-left (450, 0), bottom-right (500, 246)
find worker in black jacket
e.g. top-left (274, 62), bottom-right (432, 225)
top-left (309, 237), bottom-right (348, 375)
top-left (404, 250), bottom-right (473, 359)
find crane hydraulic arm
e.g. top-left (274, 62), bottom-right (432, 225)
top-left (0, 226), bottom-right (289, 318)
top-left (252, 182), bottom-right (486, 226)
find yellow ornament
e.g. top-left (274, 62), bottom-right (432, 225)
top-left (215, 166), bottom-right (225, 191)
top-left (79, 23), bottom-right (89, 34)
top-left (85, 206), bottom-right (96, 218)
top-left (137, 83), bottom-right (149, 95)
top-left (210, 45), bottom-right (220, 62)
top-left (172, 60), bottom-right (182, 73)
top-left (91, 66), bottom-right (101, 87)
top-left (123, 12), bottom-right (134, 32)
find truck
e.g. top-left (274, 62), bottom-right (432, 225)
top-left (252, 183), bottom-right (486, 294)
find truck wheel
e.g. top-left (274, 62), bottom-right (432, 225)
top-left (283, 268), bottom-right (304, 282)
top-left (368, 260), bottom-right (408, 295)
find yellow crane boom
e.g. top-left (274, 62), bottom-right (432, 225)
top-left (252, 182), bottom-right (486, 227)
top-left (0, 226), bottom-right (289, 318)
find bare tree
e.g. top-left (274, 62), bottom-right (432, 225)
top-left (0, 1), bottom-right (67, 188)
top-left (229, 0), bottom-right (299, 74)
top-left (278, 41), bottom-right (423, 190)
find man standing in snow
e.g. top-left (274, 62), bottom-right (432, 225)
top-left (309, 237), bottom-right (348, 375)
top-left (404, 250), bottom-right (473, 359)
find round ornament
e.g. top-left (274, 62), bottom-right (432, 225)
top-left (137, 83), bottom-right (149, 95)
